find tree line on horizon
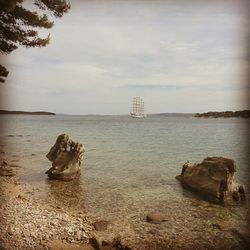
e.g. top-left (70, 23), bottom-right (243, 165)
top-left (195, 110), bottom-right (250, 118)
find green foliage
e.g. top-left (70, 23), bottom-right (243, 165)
top-left (0, 0), bottom-right (70, 82)
top-left (0, 64), bottom-right (8, 83)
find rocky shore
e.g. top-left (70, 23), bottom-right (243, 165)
top-left (0, 172), bottom-right (136, 249)
top-left (0, 156), bottom-right (131, 250)
top-left (1, 155), bottom-right (250, 249)
top-left (0, 174), bottom-right (92, 249)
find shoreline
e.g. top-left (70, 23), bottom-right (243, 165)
top-left (0, 110), bottom-right (56, 115)
top-left (1, 154), bottom-right (250, 249)
top-left (0, 174), bottom-right (95, 249)
top-left (0, 156), bottom-right (136, 250)
top-left (194, 110), bottom-right (250, 118)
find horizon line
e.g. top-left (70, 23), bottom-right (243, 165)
top-left (1, 109), bottom-right (250, 116)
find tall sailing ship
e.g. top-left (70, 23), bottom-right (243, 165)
top-left (130, 96), bottom-right (146, 118)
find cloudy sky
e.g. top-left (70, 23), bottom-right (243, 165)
top-left (0, 0), bottom-right (249, 114)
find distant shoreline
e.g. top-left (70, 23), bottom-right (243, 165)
top-left (0, 110), bottom-right (56, 115)
top-left (0, 110), bottom-right (249, 118)
top-left (195, 110), bottom-right (250, 118)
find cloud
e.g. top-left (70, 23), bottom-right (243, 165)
top-left (126, 84), bottom-right (183, 91)
top-left (1, 0), bottom-right (248, 114)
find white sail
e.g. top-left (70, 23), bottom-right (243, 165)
top-left (130, 96), bottom-right (146, 118)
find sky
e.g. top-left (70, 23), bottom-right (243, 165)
top-left (0, 0), bottom-right (249, 115)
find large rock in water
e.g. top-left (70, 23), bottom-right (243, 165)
top-left (45, 134), bottom-right (85, 181)
top-left (176, 157), bottom-right (245, 204)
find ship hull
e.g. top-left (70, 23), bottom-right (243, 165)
top-left (130, 113), bottom-right (145, 118)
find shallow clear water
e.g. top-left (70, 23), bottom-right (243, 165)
top-left (0, 115), bottom-right (249, 242)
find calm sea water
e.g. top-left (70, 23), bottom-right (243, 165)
top-left (0, 115), bottom-right (249, 242)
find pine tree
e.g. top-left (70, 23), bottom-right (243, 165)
top-left (0, 0), bottom-right (70, 82)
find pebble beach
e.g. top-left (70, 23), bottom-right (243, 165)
top-left (1, 156), bottom-right (250, 249)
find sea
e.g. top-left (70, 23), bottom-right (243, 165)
top-left (0, 114), bottom-right (249, 246)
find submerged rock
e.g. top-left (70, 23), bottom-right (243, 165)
top-left (45, 134), bottom-right (85, 181)
top-left (0, 158), bottom-right (16, 176)
top-left (93, 220), bottom-right (109, 231)
top-left (176, 157), bottom-right (245, 204)
top-left (146, 212), bottom-right (167, 224)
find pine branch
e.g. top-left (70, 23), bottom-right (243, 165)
top-left (0, 0), bottom-right (71, 82)
top-left (13, 5), bottom-right (54, 28)
top-left (35, 0), bottom-right (70, 18)
top-left (0, 64), bottom-right (9, 83)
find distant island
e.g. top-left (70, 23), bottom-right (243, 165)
top-left (148, 113), bottom-right (194, 117)
top-left (0, 110), bottom-right (56, 115)
top-left (195, 110), bottom-right (250, 118)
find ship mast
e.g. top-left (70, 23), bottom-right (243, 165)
top-left (131, 96), bottom-right (145, 117)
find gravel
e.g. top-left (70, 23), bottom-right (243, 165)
top-left (0, 176), bottom-right (92, 249)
